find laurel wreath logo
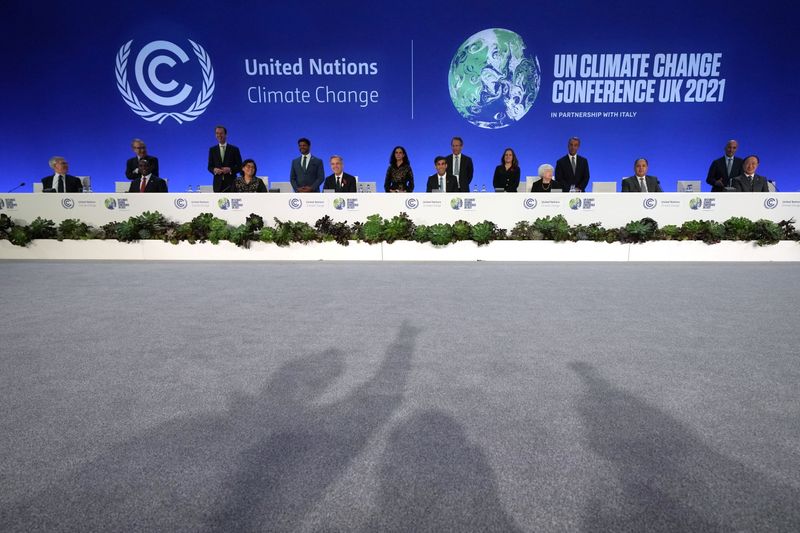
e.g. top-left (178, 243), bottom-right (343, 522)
top-left (115, 40), bottom-right (214, 124)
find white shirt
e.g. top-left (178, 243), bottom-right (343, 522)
top-left (636, 175), bottom-right (648, 192)
top-left (437, 173), bottom-right (447, 191)
top-left (52, 173), bottom-right (65, 192)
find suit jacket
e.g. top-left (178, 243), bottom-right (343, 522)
top-left (125, 155), bottom-right (160, 180)
top-left (41, 174), bottom-right (83, 193)
top-left (731, 174), bottom-right (769, 192)
top-left (621, 175), bottom-right (663, 193)
top-left (445, 153), bottom-right (474, 192)
top-left (208, 144), bottom-right (243, 192)
top-left (323, 172), bottom-right (357, 192)
top-left (706, 156), bottom-right (743, 191)
top-left (492, 165), bottom-right (521, 192)
top-left (290, 154), bottom-right (325, 192)
top-left (128, 175), bottom-right (168, 193)
top-left (426, 173), bottom-right (459, 193)
top-left (554, 154), bottom-right (590, 191)
top-left (530, 179), bottom-right (563, 193)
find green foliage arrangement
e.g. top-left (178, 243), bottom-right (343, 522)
top-left (2, 212), bottom-right (798, 250)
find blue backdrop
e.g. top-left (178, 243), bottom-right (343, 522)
top-left (3, 0), bottom-right (798, 193)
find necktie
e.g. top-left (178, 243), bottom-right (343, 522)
top-left (453, 155), bottom-right (460, 176)
top-left (439, 176), bottom-right (444, 191)
top-left (140, 177), bottom-right (147, 193)
top-left (302, 155), bottom-right (308, 170)
top-left (726, 158), bottom-right (732, 176)
top-left (571, 156), bottom-right (576, 173)
top-left (337, 176), bottom-right (341, 189)
top-left (639, 177), bottom-right (647, 192)
top-left (57, 175), bottom-right (64, 193)
top-left (220, 145), bottom-right (226, 162)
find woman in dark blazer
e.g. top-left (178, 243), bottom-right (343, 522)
top-left (232, 159), bottom-right (267, 192)
top-left (492, 148), bottom-right (521, 192)
top-left (384, 146), bottom-right (414, 192)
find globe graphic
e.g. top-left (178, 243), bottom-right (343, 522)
top-left (449, 28), bottom-right (541, 129)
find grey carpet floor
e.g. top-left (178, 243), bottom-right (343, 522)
top-left (0, 261), bottom-right (798, 532)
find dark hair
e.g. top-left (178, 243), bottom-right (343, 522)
top-left (138, 158), bottom-right (151, 168)
top-left (215, 125), bottom-right (227, 134)
top-left (240, 158), bottom-right (257, 176)
top-left (634, 158), bottom-right (648, 168)
top-left (297, 137), bottom-right (311, 146)
top-left (743, 154), bottom-right (760, 164)
top-left (451, 136), bottom-right (463, 144)
top-left (434, 155), bottom-right (447, 165)
top-left (568, 136), bottom-right (580, 144)
top-left (390, 146), bottom-right (410, 166)
top-left (501, 148), bottom-right (519, 169)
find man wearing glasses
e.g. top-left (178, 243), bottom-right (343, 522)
top-left (125, 138), bottom-right (160, 180)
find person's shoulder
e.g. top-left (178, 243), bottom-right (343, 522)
top-left (343, 172), bottom-right (356, 179)
top-left (556, 154), bottom-right (569, 162)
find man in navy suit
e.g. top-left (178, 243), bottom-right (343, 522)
top-left (731, 155), bottom-right (769, 192)
top-left (128, 159), bottom-right (168, 192)
top-left (706, 139), bottom-right (744, 191)
top-left (445, 137), bottom-right (474, 192)
top-left (125, 138), bottom-right (159, 180)
top-left (426, 156), bottom-right (459, 192)
top-left (554, 137), bottom-right (590, 192)
top-left (208, 125), bottom-right (243, 192)
top-left (290, 137), bottom-right (325, 192)
top-left (621, 158), bottom-right (663, 192)
top-left (323, 155), bottom-right (357, 192)
top-left (41, 156), bottom-right (82, 193)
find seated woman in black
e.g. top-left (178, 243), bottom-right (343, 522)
top-left (384, 146), bottom-right (414, 192)
top-left (232, 159), bottom-right (267, 192)
top-left (530, 163), bottom-right (562, 192)
top-left (492, 148), bottom-right (521, 192)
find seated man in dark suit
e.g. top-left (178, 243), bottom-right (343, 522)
top-left (554, 136), bottom-right (590, 192)
top-left (208, 125), bottom-right (242, 192)
top-left (323, 155), bottom-right (357, 192)
top-left (731, 155), bottom-right (769, 192)
top-left (290, 137), bottom-right (325, 192)
top-left (41, 156), bottom-right (83, 192)
top-left (621, 158), bottom-right (663, 192)
top-left (706, 139), bottom-right (743, 191)
top-left (426, 156), bottom-right (459, 192)
top-left (128, 159), bottom-right (168, 192)
top-left (445, 136), bottom-right (474, 192)
top-left (125, 138), bottom-right (159, 180)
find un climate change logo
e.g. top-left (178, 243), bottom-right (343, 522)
top-left (523, 198), bottom-right (537, 209)
top-left (61, 198), bottom-right (75, 209)
top-left (174, 198), bottom-right (188, 209)
top-left (643, 198), bottom-right (657, 209)
top-left (116, 39), bottom-right (214, 124)
top-left (764, 197), bottom-right (778, 209)
top-left (289, 198), bottom-right (303, 209)
top-left (405, 198), bottom-right (419, 209)
top-left (449, 28), bottom-right (541, 129)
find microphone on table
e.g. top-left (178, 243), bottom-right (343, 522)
top-left (7, 182), bottom-right (25, 193)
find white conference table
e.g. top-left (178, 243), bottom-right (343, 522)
top-left (1, 192), bottom-right (798, 228)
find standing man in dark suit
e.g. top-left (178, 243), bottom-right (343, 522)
top-left (290, 137), bottom-right (325, 192)
top-left (323, 155), bottom-right (357, 192)
top-left (554, 137), bottom-right (590, 192)
top-left (426, 156), bottom-right (459, 192)
top-left (706, 139), bottom-right (743, 192)
top-left (41, 156), bottom-right (82, 192)
top-left (621, 158), bottom-right (663, 192)
top-left (128, 159), bottom-right (168, 192)
top-left (731, 155), bottom-right (769, 192)
top-left (125, 138), bottom-right (159, 180)
top-left (445, 136), bottom-right (474, 192)
top-left (208, 125), bottom-right (242, 192)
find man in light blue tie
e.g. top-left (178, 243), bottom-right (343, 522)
top-left (706, 139), bottom-right (743, 192)
top-left (290, 137), bottom-right (325, 192)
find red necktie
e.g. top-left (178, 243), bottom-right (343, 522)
top-left (140, 177), bottom-right (147, 193)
